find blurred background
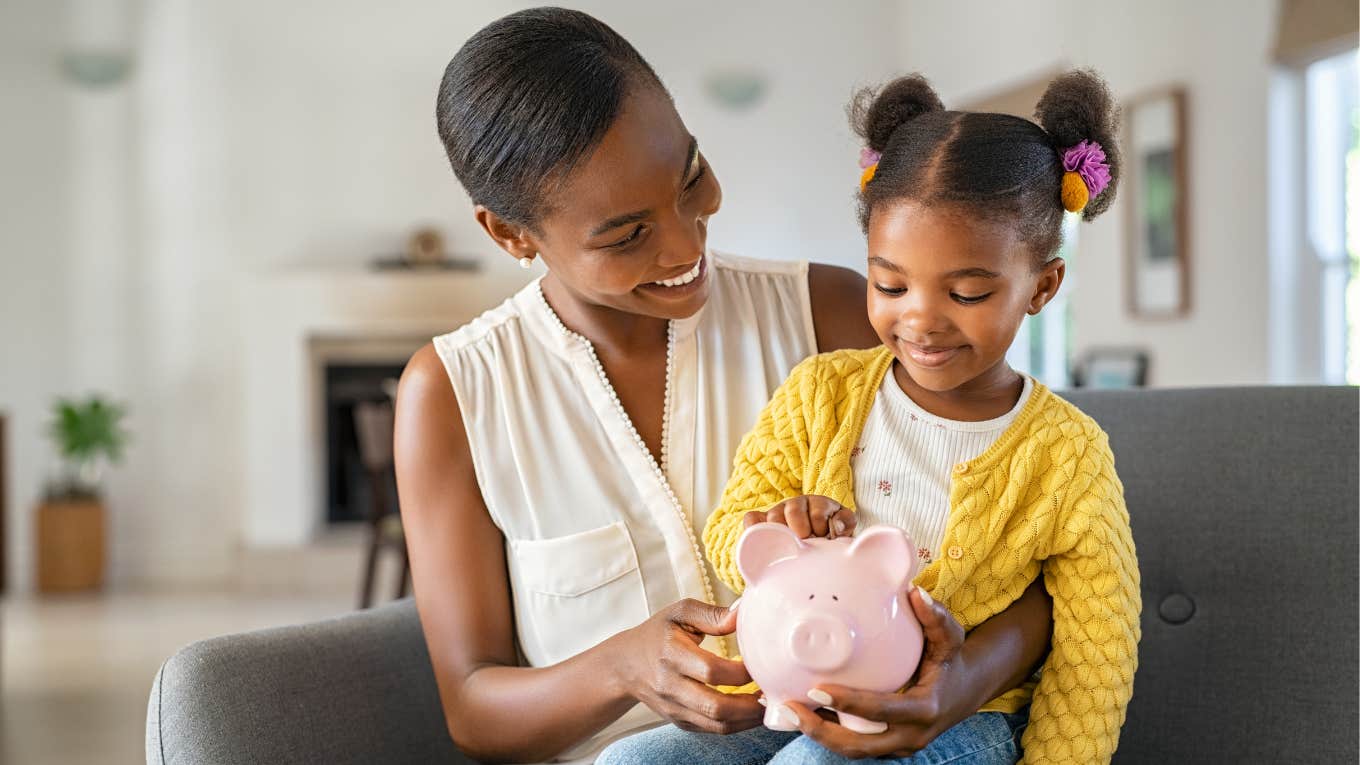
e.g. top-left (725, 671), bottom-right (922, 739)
top-left (0, 0), bottom-right (1355, 762)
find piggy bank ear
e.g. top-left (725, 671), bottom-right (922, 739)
top-left (846, 526), bottom-right (917, 591)
top-left (736, 522), bottom-right (805, 585)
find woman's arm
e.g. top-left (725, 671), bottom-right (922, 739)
top-left (395, 345), bottom-right (763, 763)
top-left (808, 263), bottom-right (880, 351)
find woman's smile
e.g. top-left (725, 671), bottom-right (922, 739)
top-left (636, 253), bottom-right (708, 299)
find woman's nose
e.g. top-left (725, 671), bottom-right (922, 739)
top-left (654, 214), bottom-right (706, 267)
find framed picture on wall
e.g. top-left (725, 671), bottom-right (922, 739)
top-left (1125, 88), bottom-right (1189, 318)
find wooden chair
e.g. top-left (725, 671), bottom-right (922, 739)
top-left (1, 411), bottom-right (7, 595)
top-left (352, 399), bottom-right (409, 609)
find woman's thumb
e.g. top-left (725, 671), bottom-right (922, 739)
top-left (673, 598), bottom-right (739, 636)
top-left (910, 587), bottom-right (964, 661)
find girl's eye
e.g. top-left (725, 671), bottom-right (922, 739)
top-left (607, 225), bottom-right (646, 249)
top-left (951, 293), bottom-right (992, 304)
top-left (874, 283), bottom-right (907, 296)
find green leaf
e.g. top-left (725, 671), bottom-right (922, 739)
top-left (48, 394), bottom-right (130, 464)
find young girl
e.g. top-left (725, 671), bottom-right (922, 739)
top-left (696, 70), bottom-right (1140, 764)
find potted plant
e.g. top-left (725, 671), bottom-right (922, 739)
top-left (37, 395), bottom-right (129, 592)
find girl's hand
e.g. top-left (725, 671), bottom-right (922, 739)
top-left (742, 494), bottom-right (856, 539)
top-left (781, 588), bottom-right (986, 759)
top-left (611, 598), bottom-right (765, 735)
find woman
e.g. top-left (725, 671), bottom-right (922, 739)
top-left (395, 8), bottom-right (1052, 764)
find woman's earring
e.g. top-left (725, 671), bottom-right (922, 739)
top-left (519, 255), bottom-right (534, 270)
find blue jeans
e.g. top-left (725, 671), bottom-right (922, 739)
top-left (596, 708), bottom-right (1028, 764)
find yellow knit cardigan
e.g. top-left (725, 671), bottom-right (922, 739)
top-left (703, 347), bottom-right (1140, 764)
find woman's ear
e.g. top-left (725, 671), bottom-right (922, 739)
top-left (1027, 257), bottom-right (1066, 315)
top-left (475, 205), bottom-right (539, 264)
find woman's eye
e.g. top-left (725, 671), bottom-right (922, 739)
top-left (951, 292), bottom-right (992, 304)
top-left (683, 164), bottom-right (708, 192)
top-left (607, 225), bottom-right (646, 249)
top-left (874, 283), bottom-right (907, 296)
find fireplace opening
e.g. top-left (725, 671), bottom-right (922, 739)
top-left (323, 362), bottom-right (405, 525)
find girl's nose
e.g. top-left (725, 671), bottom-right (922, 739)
top-left (899, 294), bottom-right (949, 338)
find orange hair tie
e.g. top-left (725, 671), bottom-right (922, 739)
top-left (1060, 171), bottom-right (1089, 212)
top-left (859, 163), bottom-right (878, 193)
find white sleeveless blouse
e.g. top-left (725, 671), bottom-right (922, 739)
top-left (432, 253), bottom-right (817, 762)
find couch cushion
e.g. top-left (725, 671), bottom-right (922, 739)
top-left (1064, 386), bottom-right (1359, 763)
top-left (147, 598), bottom-right (469, 765)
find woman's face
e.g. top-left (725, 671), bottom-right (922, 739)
top-left (526, 86), bottom-right (723, 320)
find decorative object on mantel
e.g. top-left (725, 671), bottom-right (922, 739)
top-left (369, 226), bottom-right (481, 272)
top-left (406, 226), bottom-right (446, 266)
top-left (37, 395), bottom-right (129, 593)
top-left (1125, 87), bottom-right (1190, 318)
top-left (1071, 347), bottom-right (1151, 388)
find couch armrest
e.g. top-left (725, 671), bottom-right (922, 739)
top-left (146, 598), bottom-right (471, 765)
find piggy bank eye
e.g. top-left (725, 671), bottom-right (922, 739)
top-left (807, 594), bottom-right (815, 600)
top-left (832, 595), bottom-right (839, 601)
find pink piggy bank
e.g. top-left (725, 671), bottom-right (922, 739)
top-left (735, 523), bottom-right (924, 733)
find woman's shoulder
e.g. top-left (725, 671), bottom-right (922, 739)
top-left (432, 281), bottom-right (537, 358)
top-left (709, 250), bottom-right (808, 278)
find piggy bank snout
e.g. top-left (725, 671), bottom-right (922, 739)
top-left (786, 614), bottom-right (854, 672)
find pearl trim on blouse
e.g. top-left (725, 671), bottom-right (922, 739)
top-left (535, 284), bottom-right (717, 608)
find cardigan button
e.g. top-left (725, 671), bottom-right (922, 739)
top-left (947, 545), bottom-right (964, 560)
top-left (953, 464), bottom-right (968, 475)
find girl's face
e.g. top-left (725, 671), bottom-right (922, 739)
top-left (866, 201), bottom-right (1064, 394)
top-left (504, 86), bottom-right (723, 321)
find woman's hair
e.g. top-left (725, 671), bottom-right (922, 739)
top-left (436, 7), bottom-right (666, 229)
top-left (849, 69), bottom-right (1120, 263)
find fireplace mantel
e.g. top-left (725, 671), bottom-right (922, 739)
top-left (240, 264), bottom-right (527, 547)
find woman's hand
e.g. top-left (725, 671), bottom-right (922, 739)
top-left (742, 494), bottom-right (856, 539)
top-left (611, 598), bottom-right (766, 735)
top-left (781, 588), bottom-right (988, 759)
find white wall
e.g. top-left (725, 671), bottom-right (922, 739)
top-left (3, 0), bottom-right (905, 590)
top-left (193, 0), bottom-right (899, 273)
top-left (3, 0), bottom-right (1285, 590)
top-left (0, 1), bottom-right (73, 596)
top-left (895, 0), bottom-right (1279, 387)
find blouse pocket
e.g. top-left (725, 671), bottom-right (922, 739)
top-left (508, 521), bottom-right (650, 667)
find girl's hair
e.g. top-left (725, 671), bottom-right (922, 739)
top-left (436, 7), bottom-right (666, 230)
top-left (849, 70), bottom-right (1120, 263)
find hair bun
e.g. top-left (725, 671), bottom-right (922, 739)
top-left (849, 74), bottom-right (945, 153)
top-left (1035, 69), bottom-right (1121, 220)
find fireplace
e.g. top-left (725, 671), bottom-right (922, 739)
top-left (239, 264), bottom-right (520, 548)
top-left (322, 362), bottom-right (405, 525)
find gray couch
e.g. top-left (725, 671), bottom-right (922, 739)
top-left (146, 387), bottom-right (1359, 763)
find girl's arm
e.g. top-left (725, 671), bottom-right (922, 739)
top-left (395, 345), bottom-right (763, 763)
top-left (1020, 446), bottom-right (1141, 763)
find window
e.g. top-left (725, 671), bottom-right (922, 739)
top-left (1008, 214), bottom-right (1079, 387)
top-left (1270, 47), bottom-right (1359, 384)
top-left (1306, 50), bottom-right (1359, 383)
